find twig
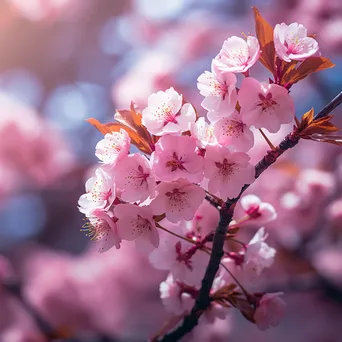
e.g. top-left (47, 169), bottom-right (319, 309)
top-left (157, 91), bottom-right (342, 342)
top-left (156, 223), bottom-right (195, 244)
top-left (258, 129), bottom-right (276, 150)
top-left (313, 91), bottom-right (342, 120)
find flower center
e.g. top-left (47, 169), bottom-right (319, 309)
top-left (215, 158), bottom-right (235, 177)
top-left (81, 219), bottom-right (108, 241)
top-left (166, 152), bottom-right (186, 172)
top-left (136, 214), bottom-right (152, 232)
top-left (165, 188), bottom-right (186, 202)
top-left (92, 180), bottom-right (112, 203)
top-left (258, 93), bottom-right (277, 111)
top-left (223, 120), bottom-right (244, 136)
top-left (159, 103), bottom-right (178, 125)
top-left (284, 37), bottom-right (304, 54)
top-left (134, 165), bottom-right (150, 186)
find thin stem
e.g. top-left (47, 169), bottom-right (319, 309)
top-left (259, 129), bottom-right (276, 150)
top-left (219, 260), bottom-right (250, 299)
top-left (228, 215), bottom-right (250, 228)
top-left (205, 191), bottom-right (223, 208)
top-left (227, 238), bottom-right (247, 249)
top-left (205, 194), bottom-right (220, 208)
top-left (156, 223), bottom-right (195, 245)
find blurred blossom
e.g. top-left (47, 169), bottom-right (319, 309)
top-left (6, 0), bottom-right (81, 22)
top-left (0, 92), bottom-right (74, 196)
top-left (313, 246), bottom-right (342, 288)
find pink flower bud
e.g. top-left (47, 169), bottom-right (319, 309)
top-left (240, 194), bottom-right (277, 225)
top-left (254, 292), bottom-right (286, 330)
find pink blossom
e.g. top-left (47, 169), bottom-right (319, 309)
top-left (78, 168), bottom-right (115, 217)
top-left (151, 179), bottom-right (205, 223)
top-left (159, 274), bottom-right (195, 315)
top-left (240, 194), bottom-right (277, 225)
top-left (204, 145), bottom-right (255, 199)
top-left (95, 129), bottom-right (130, 166)
top-left (238, 77), bottom-right (295, 133)
top-left (313, 247), bottom-right (342, 287)
top-left (197, 66), bottom-right (237, 117)
top-left (152, 135), bottom-right (204, 183)
top-left (212, 36), bottom-right (260, 73)
top-left (274, 23), bottom-right (319, 62)
top-left (213, 110), bottom-right (254, 152)
top-left (254, 292), bottom-right (286, 330)
top-left (244, 228), bottom-right (276, 281)
top-left (0, 93), bottom-right (74, 192)
top-left (112, 153), bottom-right (156, 203)
top-left (149, 220), bottom-right (209, 286)
top-left (186, 200), bottom-right (220, 237)
top-left (295, 169), bottom-right (335, 198)
top-left (190, 117), bottom-right (217, 148)
top-left (114, 204), bottom-right (159, 252)
top-left (141, 87), bottom-right (196, 136)
top-left (82, 209), bottom-right (121, 252)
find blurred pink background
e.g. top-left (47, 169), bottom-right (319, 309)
top-left (0, 0), bottom-right (342, 341)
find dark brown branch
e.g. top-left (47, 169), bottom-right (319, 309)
top-left (314, 91), bottom-right (342, 120)
top-left (157, 92), bottom-right (342, 342)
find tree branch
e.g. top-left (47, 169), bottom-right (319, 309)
top-left (157, 91), bottom-right (342, 342)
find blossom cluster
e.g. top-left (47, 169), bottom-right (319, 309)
top-left (78, 16), bottom-right (322, 334)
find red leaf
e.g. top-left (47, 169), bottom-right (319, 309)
top-left (285, 57), bottom-right (335, 85)
top-left (252, 7), bottom-right (275, 75)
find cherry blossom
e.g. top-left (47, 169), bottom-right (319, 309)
top-left (159, 274), bottom-right (195, 315)
top-left (95, 129), bottom-right (130, 166)
top-left (149, 220), bottom-right (209, 286)
top-left (254, 292), bottom-right (286, 330)
top-left (238, 77), bottom-right (295, 133)
top-left (274, 23), bottom-right (319, 62)
top-left (190, 117), bottom-right (217, 148)
top-left (82, 209), bottom-right (121, 252)
top-left (240, 194), bottom-right (277, 225)
top-left (213, 110), bottom-right (254, 152)
top-left (243, 228), bottom-right (276, 281)
top-left (151, 179), bottom-right (205, 223)
top-left (204, 145), bottom-right (255, 199)
top-left (114, 204), bottom-right (159, 252)
top-left (78, 168), bottom-right (115, 217)
top-left (212, 36), bottom-right (260, 74)
top-left (112, 153), bottom-right (156, 203)
top-left (197, 66), bottom-right (237, 117)
top-left (141, 87), bottom-right (196, 136)
top-left (185, 200), bottom-right (220, 238)
top-left (152, 135), bottom-right (204, 183)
